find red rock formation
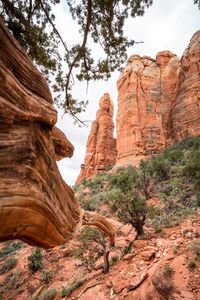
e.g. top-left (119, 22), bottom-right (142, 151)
top-left (0, 19), bottom-right (114, 248)
top-left (172, 30), bottom-right (200, 140)
top-left (77, 93), bottom-right (117, 182)
top-left (116, 30), bottom-right (200, 167)
top-left (116, 51), bottom-right (180, 167)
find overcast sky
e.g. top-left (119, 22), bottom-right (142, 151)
top-left (54, 0), bottom-right (200, 186)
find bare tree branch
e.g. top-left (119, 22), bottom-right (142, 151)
top-left (38, 0), bottom-right (69, 54)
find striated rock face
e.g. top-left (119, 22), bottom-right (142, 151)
top-left (77, 93), bottom-right (117, 182)
top-left (172, 30), bottom-right (200, 140)
top-left (116, 51), bottom-right (180, 166)
top-left (116, 30), bottom-right (200, 167)
top-left (0, 19), bottom-right (114, 248)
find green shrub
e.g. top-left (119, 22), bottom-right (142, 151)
top-left (61, 278), bottom-right (86, 298)
top-left (163, 147), bottom-right (184, 164)
top-left (188, 257), bottom-right (197, 271)
top-left (163, 264), bottom-right (173, 278)
top-left (0, 258), bottom-right (17, 274)
top-left (121, 241), bottom-right (134, 257)
top-left (115, 190), bottom-right (149, 238)
top-left (188, 240), bottom-right (200, 257)
top-left (184, 149), bottom-right (200, 191)
top-left (108, 166), bottom-right (138, 193)
top-left (2, 271), bottom-right (24, 291)
top-left (28, 248), bottom-right (43, 273)
top-left (110, 255), bottom-right (119, 266)
top-left (0, 241), bottom-right (23, 258)
top-left (172, 245), bottom-right (179, 254)
top-left (77, 195), bottom-right (100, 211)
top-left (41, 269), bottom-right (54, 284)
top-left (101, 188), bottom-right (123, 212)
top-left (34, 288), bottom-right (57, 300)
top-left (169, 177), bottom-right (183, 196)
top-left (150, 156), bottom-right (170, 181)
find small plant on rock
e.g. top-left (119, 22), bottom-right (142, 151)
top-left (163, 264), bottom-right (173, 278)
top-left (34, 288), bottom-right (57, 300)
top-left (28, 247), bottom-right (43, 273)
top-left (115, 190), bottom-right (149, 239)
top-left (41, 269), bottom-right (54, 284)
top-left (74, 227), bottom-right (111, 273)
top-left (61, 278), bottom-right (86, 298)
top-left (188, 240), bottom-right (200, 257)
top-left (188, 257), bottom-right (197, 271)
top-left (0, 258), bottom-right (17, 275)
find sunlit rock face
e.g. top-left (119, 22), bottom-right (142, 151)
top-left (77, 93), bottom-right (117, 182)
top-left (116, 30), bottom-right (200, 167)
top-left (0, 19), bottom-right (114, 248)
top-left (172, 30), bottom-right (200, 140)
top-left (116, 51), bottom-right (180, 167)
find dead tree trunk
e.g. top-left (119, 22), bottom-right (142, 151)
top-left (0, 18), bottom-right (114, 248)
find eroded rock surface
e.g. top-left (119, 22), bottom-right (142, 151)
top-left (116, 31), bottom-right (200, 167)
top-left (0, 19), bottom-right (114, 248)
top-left (77, 93), bottom-right (117, 182)
top-left (172, 30), bottom-right (200, 140)
top-left (116, 51), bottom-right (180, 167)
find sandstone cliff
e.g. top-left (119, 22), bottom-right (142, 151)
top-left (116, 30), bottom-right (200, 167)
top-left (77, 93), bottom-right (117, 182)
top-left (0, 19), bottom-right (114, 248)
top-left (172, 30), bottom-right (200, 140)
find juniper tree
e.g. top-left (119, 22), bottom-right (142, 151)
top-left (0, 0), bottom-right (153, 121)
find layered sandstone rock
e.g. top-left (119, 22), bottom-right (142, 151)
top-left (77, 93), bottom-right (117, 182)
top-left (172, 30), bottom-right (200, 140)
top-left (116, 30), bottom-right (200, 167)
top-left (116, 51), bottom-right (180, 166)
top-left (0, 19), bottom-right (114, 248)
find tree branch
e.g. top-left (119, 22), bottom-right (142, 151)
top-left (64, 0), bottom-right (92, 122)
top-left (38, 0), bottom-right (69, 54)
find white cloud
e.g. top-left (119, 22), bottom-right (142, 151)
top-left (54, 0), bottom-right (200, 185)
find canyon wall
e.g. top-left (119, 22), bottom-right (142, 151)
top-left (77, 93), bottom-right (117, 182)
top-left (172, 30), bottom-right (200, 139)
top-left (116, 30), bottom-right (200, 167)
top-left (77, 30), bottom-right (200, 181)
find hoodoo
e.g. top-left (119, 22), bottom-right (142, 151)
top-left (77, 93), bottom-right (117, 182)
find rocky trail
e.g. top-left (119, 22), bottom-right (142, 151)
top-left (0, 211), bottom-right (200, 300)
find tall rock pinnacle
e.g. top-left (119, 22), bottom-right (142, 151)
top-left (77, 93), bottom-right (117, 182)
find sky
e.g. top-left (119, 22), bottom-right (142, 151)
top-left (53, 0), bottom-right (200, 186)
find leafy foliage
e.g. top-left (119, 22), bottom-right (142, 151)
top-left (108, 166), bottom-right (138, 192)
top-left (34, 288), bottom-right (57, 300)
top-left (61, 278), bottom-right (86, 298)
top-left (0, 258), bottom-right (17, 275)
top-left (73, 226), bottom-right (111, 273)
top-left (75, 136), bottom-right (200, 237)
top-left (115, 190), bottom-right (149, 238)
top-left (0, 271), bottom-right (24, 296)
top-left (0, 0), bottom-right (153, 119)
top-left (28, 247), bottom-right (43, 273)
top-left (0, 241), bottom-right (23, 259)
top-left (41, 269), bottom-right (54, 284)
